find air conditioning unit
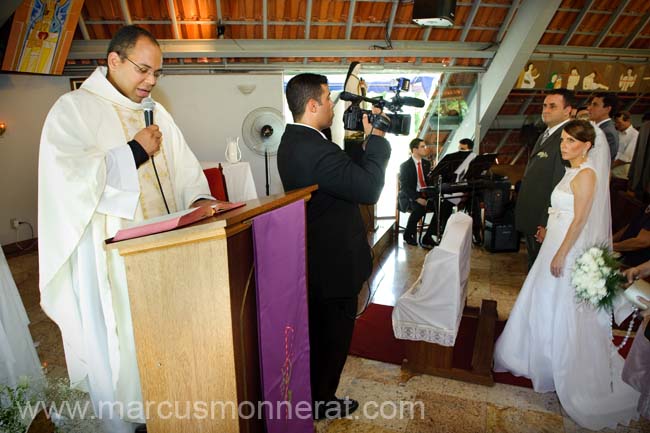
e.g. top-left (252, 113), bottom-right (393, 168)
top-left (412, 0), bottom-right (456, 28)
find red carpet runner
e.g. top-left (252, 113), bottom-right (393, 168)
top-left (350, 303), bottom-right (636, 389)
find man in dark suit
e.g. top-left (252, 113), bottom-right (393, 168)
top-left (398, 138), bottom-right (437, 247)
top-left (515, 89), bottom-right (573, 268)
top-left (588, 92), bottom-right (619, 161)
top-left (277, 73), bottom-right (391, 419)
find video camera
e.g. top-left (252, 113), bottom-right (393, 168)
top-left (341, 77), bottom-right (425, 135)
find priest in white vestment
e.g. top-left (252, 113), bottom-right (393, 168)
top-left (38, 26), bottom-right (214, 433)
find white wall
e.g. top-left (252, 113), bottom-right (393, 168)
top-left (0, 73), bottom-right (70, 246)
top-left (154, 72), bottom-right (285, 198)
top-left (0, 71), bottom-right (285, 246)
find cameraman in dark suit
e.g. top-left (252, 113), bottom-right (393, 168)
top-left (277, 73), bottom-right (391, 420)
top-left (515, 89), bottom-right (573, 268)
top-left (398, 138), bottom-right (437, 247)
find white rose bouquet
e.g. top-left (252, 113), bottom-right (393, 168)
top-left (571, 246), bottom-right (625, 311)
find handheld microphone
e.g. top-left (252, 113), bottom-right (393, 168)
top-left (141, 97), bottom-right (170, 214)
top-left (142, 97), bottom-right (155, 126)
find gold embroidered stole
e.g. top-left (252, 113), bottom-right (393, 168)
top-left (113, 104), bottom-right (178, 218)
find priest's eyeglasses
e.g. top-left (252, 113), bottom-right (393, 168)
top-left (124, 57), bottom-right (164, 79)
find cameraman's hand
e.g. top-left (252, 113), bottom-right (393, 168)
top-left (134, 125), bottom-right (162, 156)
top-left (362, 107), bottom-right (388, 137)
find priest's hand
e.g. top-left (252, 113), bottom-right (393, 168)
top-left (191, 198), bottom-right (227, 208)
top-left (134, 125), bottom-right (162, 156)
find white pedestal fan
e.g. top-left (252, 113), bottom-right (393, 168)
top-left (241, 107), bottom-right (286, 196)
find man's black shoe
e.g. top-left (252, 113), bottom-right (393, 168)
top-left (420, 235), bottom-right (436, 249)
top-left (135, 424), bottom-right (147, 433)
top-left (403, 234), bottom-right (418, 246)
top-left (314, 397), bottom-right (360, 420)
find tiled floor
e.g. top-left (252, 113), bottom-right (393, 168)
top-left (6, 239), bottom-right (650, 432)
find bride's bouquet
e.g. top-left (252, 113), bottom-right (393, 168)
top-left (571, 246), bottom-right (626, 311)
top-left (571, 246), bottom-right (639, 358)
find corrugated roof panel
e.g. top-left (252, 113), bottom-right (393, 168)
top-left (453, 5), bottom-right (473, 29)
top-left (473, 6), bottom-right (508, 28)
top-left (391, 26), bottom-right (426, 41)
top-left (173, 0), bottom-right (215, 21)
top-left (355, 1), bottom-right (391, 24)
top-left (466, 29), bottom-right (498, 43)
top-left (427, 29), bottom-right (462, 42)
top-left (313, 25), bottom-right (347, 39)
top-left (268, 24), bottom-right (304, 39)
top-left (128, 0), bottom-right (169, 20)
top-left (547, 9), bottom-right (576, 32)
top-left (179, 24), bottom-right (217, 39)
top-left (221, 0), bottom-right (262, 21)
top-left (228, 24), bottom-right (263, 39)
top-left (311, 0), bottom-right (350, 23)
top-left (539, 33), bottom-right (565, 45)
top-left (482, 0), bottom-right (513, 5)
top-left (559, 0), bottom-right (588, 8)
top-left (568, 33), bottom-right (598, 46)
top-left (83, 0), bottom-right (123, 20)
top-left (577, 12), bottom-right (612, 34)
top-left (600, 36), bottom-right (628, 48)
top-left (394, 2), bottom-right (415, 24)
top-left (268, 0), bottom-right (305, 21)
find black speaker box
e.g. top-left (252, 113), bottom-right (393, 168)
top-left (413, 0), bottom-right (457, 26)
top-left (484, 219), bottom-right (520, 253)
top-left (483, 180), bottom-right (511, 220)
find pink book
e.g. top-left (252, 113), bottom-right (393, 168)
top-left (109, 202), bottom-right (245, 243)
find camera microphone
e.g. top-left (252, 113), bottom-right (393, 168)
top-left (339, 91), bottom-right (372, 104)
top-left (393, 95), bottom-right (425, 108)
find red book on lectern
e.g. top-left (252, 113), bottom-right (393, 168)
top-left (109, 202), bottom-right (244, 243)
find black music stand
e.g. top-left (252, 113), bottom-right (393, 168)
top-left (463, 153), bottom-right (498, 243)
top-left (426, 152), bottom-right (474, 238)
top-left (463, 153), bottom-right (498, 181)
top-left (428, 151), bottom-right (471, 184)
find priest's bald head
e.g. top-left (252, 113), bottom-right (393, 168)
top-left (106, 25), bottom-right (163, 103)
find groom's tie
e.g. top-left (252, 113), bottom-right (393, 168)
top-left (533, 129), bottom-right (551, 154)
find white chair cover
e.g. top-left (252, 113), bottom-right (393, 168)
top-left (0, 249), bottom-right (43, 387)
top-left (392, 212), bottom-right (473, 346)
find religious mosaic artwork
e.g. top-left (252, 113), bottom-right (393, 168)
top-left (514, 60), bottom-right (646, 93)
top-left (1, 0), bottom-right (85, 75)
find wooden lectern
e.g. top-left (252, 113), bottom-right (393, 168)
top-left (107, 186), bottom-right (317, 433)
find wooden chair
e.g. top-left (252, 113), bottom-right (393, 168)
top-left (203, 163), bottom-right (230, 201)
top-left (395, 173), bottom-right (430, 242)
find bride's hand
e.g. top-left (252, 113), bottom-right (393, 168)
top-left (550, 252), bottom-right (565, 277)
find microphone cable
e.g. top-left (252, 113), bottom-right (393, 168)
top-left (150, 155), bottom-right (170, 214)
top-left (142, 97), bottom-right (170, 214)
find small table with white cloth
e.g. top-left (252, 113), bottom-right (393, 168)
top-left (200, 161), bottom-right (258, 203)
top-left (392, 212), bottom-right (498, 386)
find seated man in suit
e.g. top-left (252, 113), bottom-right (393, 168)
top-left (398, 138), bottom-right (437, 248)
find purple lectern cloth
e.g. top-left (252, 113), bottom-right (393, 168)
top-left (252, 200), bottom-right (313, 431)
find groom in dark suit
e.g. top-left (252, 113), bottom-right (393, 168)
top-left (515, 89), bottom-right (573, 268)
top-left (277, 73), bottom-right (391, 419)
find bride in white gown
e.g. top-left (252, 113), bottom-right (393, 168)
top-left (494, 120), bottom-right (640, 430)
